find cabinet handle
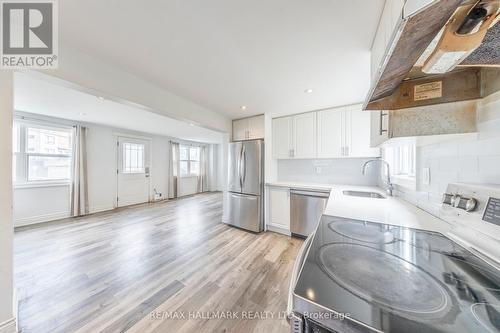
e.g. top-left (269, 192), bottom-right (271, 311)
top-left (379, 111), bottom-right (388, 136)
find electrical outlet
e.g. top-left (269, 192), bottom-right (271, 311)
top-left (422, 167), bottom-right (431, 185)
top-left (315, 166), bottom-right (322, 174)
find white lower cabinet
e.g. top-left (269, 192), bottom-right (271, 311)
top-left (266, 186), bottom-right (290, 233)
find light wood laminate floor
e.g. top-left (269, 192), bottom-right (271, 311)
top-left (14, 192), bottom-right (302, 333)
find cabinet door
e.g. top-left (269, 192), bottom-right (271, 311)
top-left (346, 105), bottom-right (381, 158)
top-left (293, 112), bottom-right (317, 159)
top-left (370, 110), bottom-right (389, 147)
top-left (248, 115), bottom-right (264, 139)
top-left (233, 118), bottom-right (249, 141)
top-left (317, 108), bottom-right (343, 158)
top-left (267, 187), bottom-right (290, 230)
top-left (272, 117), bottom-right (293, 159)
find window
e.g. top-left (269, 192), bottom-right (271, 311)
top-left (123, 143), bottom-right (145, 173)
top-left (383, 142), bottom-right (417, 190)
top-left (180, 145), bottom-right (200, 177)
top-left (13, 121), bottom-right (73, 184)
top-left (394, 145), bottom-right (416, 177)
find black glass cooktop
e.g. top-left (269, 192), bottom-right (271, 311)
top-left (294, 215), bottom-right (500, 332)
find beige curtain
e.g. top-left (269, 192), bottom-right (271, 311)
top-left (70, 125), bottom-right (89, 217)
top-left (197, 145), bottom-right (208, 193)
top-left (168, 141), bottom-right (181, 199)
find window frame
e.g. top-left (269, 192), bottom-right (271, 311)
top-left (383, 142), bottom-right (417, 190)
top-left (121, 142), bottom-right (146, 174)
top-left (179, 145), bottom-right (201, 177)
top-left (13, 120), bottom-right (73, 187)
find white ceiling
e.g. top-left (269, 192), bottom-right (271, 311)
top-left (60, 0), bottom-right (384, 119)
top-left (14, 73), bottom-right (225, 143)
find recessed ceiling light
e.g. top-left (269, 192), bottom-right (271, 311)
top-left (189, 123), bottom-right (195, 127)
top-left (97, 96), bottom-right (105, 101)
top-left (240, 105), bottom-right (247, 110)
top-left (305, 89), bottom-right (313, 93)
top-left (79, 112), bottom-right (87, 116)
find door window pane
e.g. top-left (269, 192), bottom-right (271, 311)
top-left (123, 143), bottom-right (145, 173)
top-left (28, 156), bottom-right (71, 181)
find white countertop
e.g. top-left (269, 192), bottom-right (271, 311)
top-left (266, 181), bottom-right (452, 234)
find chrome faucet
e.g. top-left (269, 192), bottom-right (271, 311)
top-left (362, 159), bottom-right (393, 196)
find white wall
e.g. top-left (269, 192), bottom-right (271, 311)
top-left (386, 91), bottom-right (500, 216)
top-left (13, 186), bottom-right (70, 225)
top-left (13, 113), bottom-right (221, 226)
top-left (40, 46), bottom-right (232, 133)
top-left (0, 72), bottom-right (15, 331)
top-left (277, 158), bottom-right (380, 185)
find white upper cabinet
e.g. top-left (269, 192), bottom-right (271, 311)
top-left (233, 118), bottom-right (248, 141)
top-left (370, 0), bottom-right (405, 82)
top-left (317, 108), bottom-right (343, 158)
top-left (272, 116), bottom-right (293, 159)
top-left (346, 105), bottom-right (381, 157)
top-left (273, 113), bottom-right (316, 159)
top-left (248, 114), bottom-right (265, 139)
top-left (370, 110), bottom-right (390, 147)
top-left (232, 115), bottom-right (264, 141)
top-left (292, 112), bottom-right (317, 159)
top-left (273, 104), bottom-right (380, 159)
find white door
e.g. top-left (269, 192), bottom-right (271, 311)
top-left (117, 137), bottom-right (151, 207)
top-left (346, 105), bottom-right (381, 158)
top-left (317, 108), bottom-right (344, 158)
top-left (272, 117), bottom-right (293, 159)
top-left (293, 112), bottom-right (317, 159)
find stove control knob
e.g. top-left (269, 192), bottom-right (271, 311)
top-left (451, 195), bottom-right (461, 207)
top-left (465, 198), bottom-right (477, 212)
top-left (442, 193), bottom-right (453, 205)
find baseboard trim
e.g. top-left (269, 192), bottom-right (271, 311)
top-left (14, 211), bottom-right (70, 227)
top-left (266, 224), bottom-right (291, 236)
top-left (89, 205), bottom-right (115, 214)
top-left (0, 317), bottom-right (17, 333)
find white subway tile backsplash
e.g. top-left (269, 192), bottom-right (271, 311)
top-left (459, 136), bottom-right (500, 156)
top-left (388, 93), bottom-right (500, 217)
top-left (478, 156), bottom-right (500, 184)
top-left (277, 158), bottom-right (379, 186)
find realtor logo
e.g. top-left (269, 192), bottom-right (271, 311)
top-left (1, 0), bottom-right (58, 69)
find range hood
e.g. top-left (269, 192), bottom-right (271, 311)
top-left (364, 0), bottom-right (500, 111)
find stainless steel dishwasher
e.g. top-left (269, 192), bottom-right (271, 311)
top-left (290, 189), bottom-right (330, 238)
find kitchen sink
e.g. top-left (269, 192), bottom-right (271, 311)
top-left (342, 190), bottom-right (385, 199)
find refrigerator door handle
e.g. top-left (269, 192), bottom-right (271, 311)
top-left (239, 145), bottom-right (244, 189)
top-left (242, 145), bottom-right (247, 186)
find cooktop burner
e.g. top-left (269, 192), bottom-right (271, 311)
top-left (293, 215), bottom-right (500, 333)
top-left (328, 220), bottom-right (396, 244)
top-left (317, 243), bottom-right (451, 318)
top-left (471, 303), bottom-right (500, 333)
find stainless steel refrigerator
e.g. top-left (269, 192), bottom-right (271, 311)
top-left (226, 139), bottom-right (264, 232)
